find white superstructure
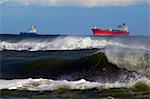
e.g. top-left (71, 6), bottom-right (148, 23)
top-left (28, 25), bottom-right (37, 33)
top-left (116, 23), bottom-right (128, 32)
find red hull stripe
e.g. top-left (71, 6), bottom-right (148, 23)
top-left (92, 29), bottom-right (129, 36)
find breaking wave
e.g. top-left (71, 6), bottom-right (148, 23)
top-left (1, 35), bottom-right (149, 76)
top-left (0, 36), bottom-right (149, 51)
top-left (105, 47), bottom-right (150, 76)
top-left (1, 50), bottom-right (150, 80)
top-left (0, 78), bottom-right (150, 91)
top-left (0, 36), bottom-right (122, 51)
top-left (0, 35), bottom-right (150, 98)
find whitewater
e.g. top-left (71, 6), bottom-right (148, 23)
top-left (1, 35), bottom-right (150, 75)
top-left (0, 78), bottom-right (150, 91)
top-left (0, 34), bottom-right (150, 98)
top-left (0, 35), bottom-right (149, 51)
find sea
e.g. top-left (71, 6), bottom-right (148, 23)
top-left (0, 34), bottom-right (150, 99)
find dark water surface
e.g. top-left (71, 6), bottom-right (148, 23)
top-left (0, 34), bottom-right (150, 98)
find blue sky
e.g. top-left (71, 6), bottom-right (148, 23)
top-left (0, 0), bottom-right (149, 35)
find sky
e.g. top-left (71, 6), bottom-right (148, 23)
top-left (0, 0), bottom-right (150, 35)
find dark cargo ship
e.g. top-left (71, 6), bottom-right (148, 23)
top-left (20, 25), bottom-right (37, 36)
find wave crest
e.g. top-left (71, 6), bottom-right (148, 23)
top-left (105, 47), bottom-right (150, 75)
top-left (0, 78), bottom-right (150, 91)
top-left (1, 36), bottom-right (149, 51)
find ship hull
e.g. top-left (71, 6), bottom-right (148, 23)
top-left (20, 32), bottom-right (37, 36)
top-left (92, 29), bottom-right (129, 36)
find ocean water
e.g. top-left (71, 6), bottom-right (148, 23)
top-left (0, 34), bottom-right (150, 99)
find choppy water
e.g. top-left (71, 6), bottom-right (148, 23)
top-left (0, 34), bottom-right (150, 98)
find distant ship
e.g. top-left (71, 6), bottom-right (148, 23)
top-left (20, 25), bottom-right (37, 35)
top-left (92, 23), bottom-right (129, 36)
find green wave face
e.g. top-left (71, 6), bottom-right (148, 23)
top-left (0, 50), bottom-right (111, 78)
top-left (1, 49), bottom-right (138, 83)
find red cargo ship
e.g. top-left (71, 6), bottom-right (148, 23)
top-left (92, 23), bottom-right (129, 36)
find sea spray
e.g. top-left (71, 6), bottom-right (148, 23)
top-left (105, 46), bottom-right (150, 76)
top-left (0, 78), bottom-right (150, 91)
top-left (1, 35), bottom-right (149, 51)
top-left (1, 34), bottom-right (150, 98)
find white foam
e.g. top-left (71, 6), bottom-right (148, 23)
top-left (1, 36), bottom-right (149, 51)
top-left (105, 47), bottom-right (150, 75)
top-left (0, 78), bottom-right (149, 91)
